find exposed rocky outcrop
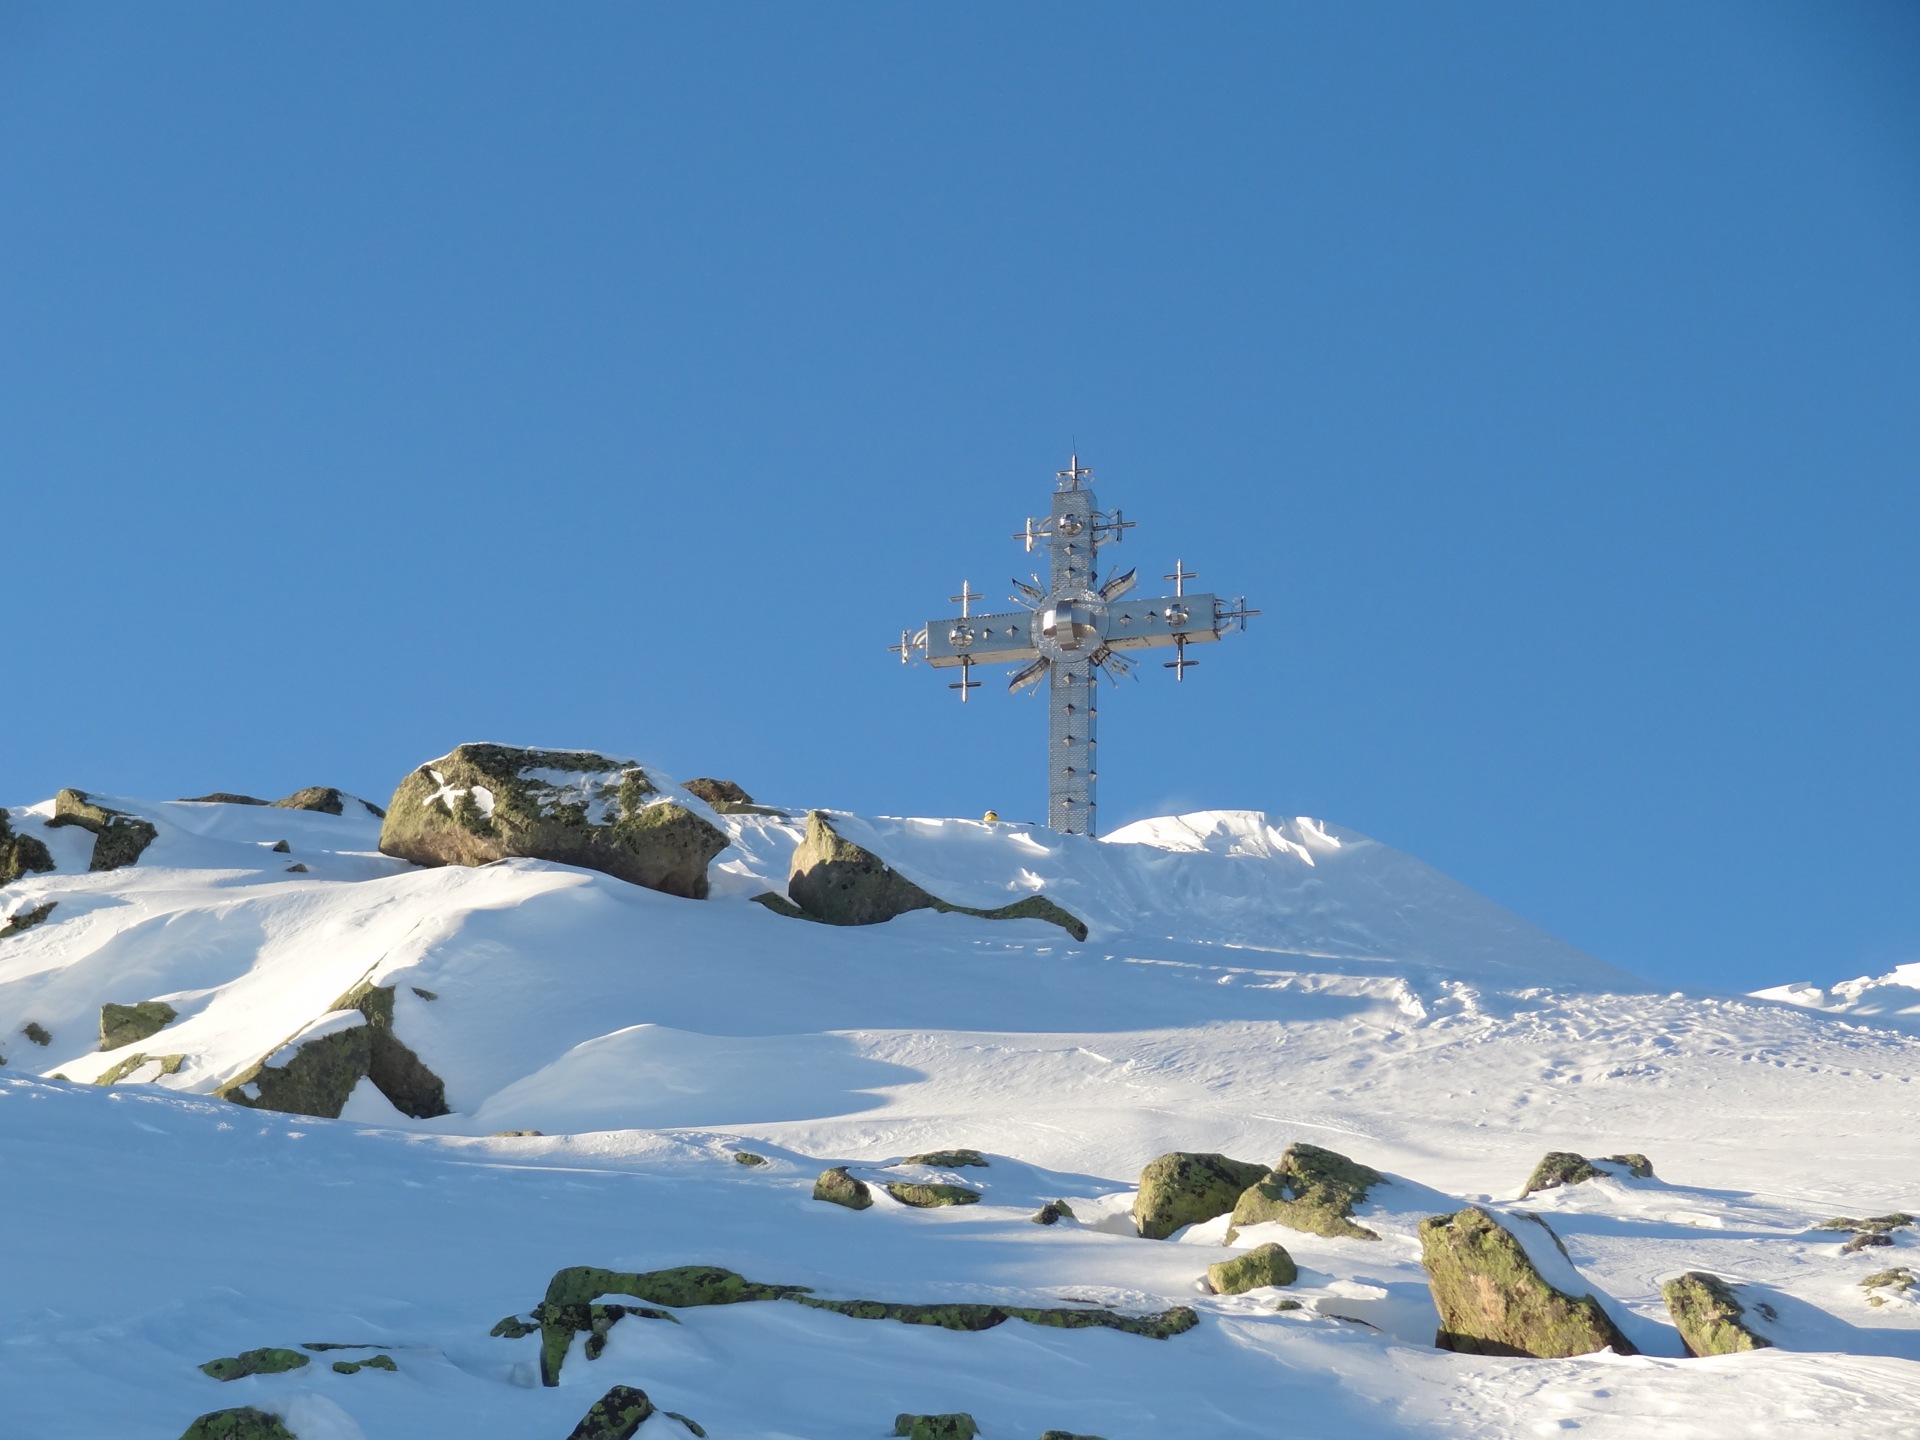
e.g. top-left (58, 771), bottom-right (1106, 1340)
top-left (0, 808), bottom-right (55, 888)
top-left (901, 1148), bottom-right (988, 1168)
top-left (1818, 1213), bottom-right (1913, 1252)
top-left (814, 1166), bottom-right (874, 1210)
top-left (1032, 1200), bottom-right (1076, 1226)
top-left (330, 1353), bottom-right (397, 1374)
top-left (0, 900), bottom-right (55, 939)
top-left (21, 1020), bottom-right (51, 1046)
top-left (179, 793), bottom-right (268, 806)
top-left (1229, 1143), bottom-right (1383, 1241)
top-left (885, 1182), bottom-right (981, 1208)
top-left (1662, 1272), bottom-right (1773, 1355)
top-left (1862, 1268), bottom-right (1915, 1306)
top-left (273, 786), bottom-right (385, 818)
top-left (1207, 1242), bottom-right (1298, 1294)
top-left (97, 1052), bottom-right (185, 1085)
top-left (1603, 1153), bottom-right (1655, 1178)
top-left (733, 1150), bottom-right (768, 1166)
top-left (46, 789), bottom-right (157, 871)
top-left (1521, 1151), bottom-right (1602, 1196)
top-left (380, 745), bottom-right (727, 899)
top-left (664, 1414), bottom-right (706, 1437)
top-left (199, 1347), bottom-right (310, 1381)
top-left (681, 778), bottom-right (753, 810)
top-left (566, 1385), bottom-right (656, 1440)
top-left (894, 1415), bottom-right (978, 1440)
top-left (177, 1408), bottom-right (296, 1440)
top-left (218, 982), bottom-right (447, 1120)
top-left (1133, 1151), bottom-right (1268, 1240)
top-left (781, 812), bottom-right (1087, 939)
top-left (1419, 1207), bottom-right (1636, 1358)
top-left (99, 999), bottom-right (177, 1051)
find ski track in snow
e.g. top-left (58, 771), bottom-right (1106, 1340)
top-left (1, 783), bottom-right (1915, 1438)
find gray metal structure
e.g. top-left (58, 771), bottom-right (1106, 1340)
top-left (891, 455), bottom-right (1258, 836)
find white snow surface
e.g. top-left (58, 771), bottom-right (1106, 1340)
top-left (1, 774), bottom-right (1916, 1438)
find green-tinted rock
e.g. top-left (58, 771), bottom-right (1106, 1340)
top-left (902, 1149), bottom-right (988, 1168)
top-left (664, 1413), bottom-right (707, 1437)
top-left (894, 1413), bottom-right (978, 1440)
top-left (273, 786), bottom-right (358, 816)
top-left (1521, 1151), bottom-right (1604, 1197)
top-left (380, 745), bottom-right (726, 898)
top-left (1207, 1242), bottom-right (1298, 1294)
top-left (47, 789), bottom-right (157, 871)
top-left (1032, 1200), bottom-right (1076, 1225)
top-left (218, 981), bottom-right (447, 1120)
top-left (1662, 1271), bottom-right (1772, 1356)
top-left (180, 793), bottom-right (267, 806)
top-left (886, 1182), bottom-right (982, 1208)
top-left (814, 1166), bottom-right (874, 1210)
top-left (1133, 1151), bottom-right (1269, 1240)
top-left (565, 1385), bottom-right (656, 1440)
top-left (544, 1264), bottom-right (802, 1310)
top-left (0, 901), bottom-right (56, 940)
top-left (96, 1051), bottom-right (185, 1085)
top-left (1419, 1207), bottom-right (1636, 1358)
top-left (1229, 1142), bottom-right (1383, 1242)
top-left (491, 1313), bottom-right (540, 1338)
top-left (178, 1407), bottom-right (297, 1440)
top-left (199, 1347), bottom-right (311, 1381)
top-left (733, 1150), bottom-right (768, 1166)
top-left (100, 999), bottom-right (178, 1051)
top-left (0, 808), bottom-right (56, 888)
top-left (1601, 1153), bottom-right (1655, 1178)
top-left (1861, 1268), bottom-right (1915, 1301)
top-left (783, 812), bottom-right (1087, 939)
top-left (330, 1353), bottom-right (398, 1374)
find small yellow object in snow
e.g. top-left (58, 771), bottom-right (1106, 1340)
top-left (982, 810), bottom-right (999, 824)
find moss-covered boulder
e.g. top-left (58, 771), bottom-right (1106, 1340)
top-left (217, 982), bottom-right (447, 1120)
top-left (178, 1408), bottom-right (297, 1440)
top-left (1229, 1143), bottom-right (1383, 1242)
top-left (1133, 1151), bottom-right (1269, 1240)
top-left (1419, 1207), bottom-right (1636, 1358)
top-left (330, 1353), bottom-right (397, 1374)
top-left (100, 999), bottom-right (177, 1051)
top-left (814, 1166), bottom-right (874, 1210)
top-left (273, 786), bottom-right (384, 818)
top-left (1818, 1213), bottom-right (1913, 1253)
top-left (886, 1182), bottom-right (982, 1208)
top-left (783, 812), bottom-right (1087, 939)
top-left (733, 1150), bottom-right (768, 1166)
top-left (566, 1385), bottom-right (656, 1440)
top-left (97, 1051), bottom-right (185, 1084)
top-left (902, 1148), bottom-right (988, 1168)
top-left (1602, 1153), bottom-right (1654, 1178)
top-left (1521, 1151), bottom-right (1603, 1196)
top-left (380, 745), bottom-right (727, 899)
top-left (0, 809), bottom-right (55, 888)
top-left (1207, 1242), bottom-right (1297, 1294)
top-left (1862, 1268), bottom-right (1916, 1306)
top-left (0, 901), bottom-right (55, 940)
top-left (46, 789), bottom-right (157, 871)
top-left (1032, 1200), bottom-right (1076, 1226)
top-left (894, 1414), bottom-right (979, 1440)
top-left (199, 1347), bottom-right (310, 1381)
top-left (1662, 1272), bottom-right (1773, 1355)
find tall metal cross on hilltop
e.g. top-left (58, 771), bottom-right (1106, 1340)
top-left (892, 455), bottom-right (1258, 836)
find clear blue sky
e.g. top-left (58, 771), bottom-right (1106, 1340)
top-left (3, 3), bottom-right (1916, 995)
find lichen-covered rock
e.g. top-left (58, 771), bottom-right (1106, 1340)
top-left (1032, 1200), bottom-right (1076, 1226)
top-left (566, 1385), bottom-right (656, 1440)
top-left (885, 1182), bottom-right (982, 1208)
top-left (0, 808), bottom-right (55, 888)
top-left (814, 1166), bottom-right (874, 1210)
top-left (1818, 1213), bottom-right (1913, 1249)
top-left (330, 1353), bottom-right (398, 1374)
top-left (1133, 1151), bottom-right (1269, 1241)
top-left (664, 1413), bottom-right (706, 1437)
top-left (177, 1407), bottom-right (297, 1440)
top-left (0, 901), bottom-right (56, 940)
top-left (46, 789), bottom-right (157, 871)
top-left (894, 1413), bottom-right (979, 1440)
top-left (217, 982), bottom-right (447, 1120)
top-left (273, 786), bottom-right (385, 818)
top-left (1862, 1268), bottom-right (1916, 1306)
top-left (96, 1052), bottom-right (186, 1085)
top-left (902, 1148), bottom-right (988, 1168)
top-left (199, 1347), bottom-right (311, 1381)
top-left (380, 745), bottom-right (727, 899)
top-left (1662, 1271), bottom-right (1773, 1355)
top-left (1419, 1207), bottom-right (1636, 1358)
top-left (783, 812), bottom-right (1087, 939)
top-left (1207, 1242), bottom-right (1298, 1294)
top-left (1229, 1143), bottom-right (1383, 1241)
top-left (100, 999), bottom-right (177, 1051)
top-left (1521, 1151), bottom-right (1604, 1197)
top-left (733, 1150), bottom-right (768, 1166)
top-left (1601, 1153), bottom-right (1654, 1178)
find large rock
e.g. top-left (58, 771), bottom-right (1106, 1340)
top-left (1419, 1207), bottom-right (1637, 1358)
top-left (894, 1416), bottom-right (978, 1440)
top-left (380, 745), bottom-right (727, 899)
top-left (1207, 1242), bottom-right (1298, 1294)
top-left (1662, 1271), bottom-right (1773, 1355)
top-left (0, 808), bottom-right (55, 888)
top-left (177, 1408), bottom-right (297, 1440)
top-left (46, 789), bottom-right (157, 871)
top-left (217, 982), bottom-right (448, 1119)
top-left (813, 1166), bottom-right (874, 1210)
top-left (272, 785), bottom-right (385, 817)
top-left (783, 811), bottom-right (1087, 939)
top-left (1132, 1151), bottom-right (1269, 1240)
top-left (1521, 1150), bottom-right (1654, 1196)
top-left (565, 1385), bottom-right (656, 1440)
top-left (1229, 1142), bottom-right (1383, 1241)
top-left (99, 999), bottom-right (177, 1051)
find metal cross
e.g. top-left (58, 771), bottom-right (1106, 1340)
top-left (891, 454), bottom-right (1260, 836)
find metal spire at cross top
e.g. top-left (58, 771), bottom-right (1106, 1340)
top-left (892, 454), bottom-right (1260, 837)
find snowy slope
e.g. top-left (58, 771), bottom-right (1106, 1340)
top-left (2, 771), bottom-right (1917, 1439)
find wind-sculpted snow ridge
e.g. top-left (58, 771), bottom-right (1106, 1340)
top-left (1754, 963), bottom-right (1920, 1035)
top-left (1, 773), bottom-right (1917, 1437)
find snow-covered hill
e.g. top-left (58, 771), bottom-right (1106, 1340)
top-left (2, 763), bottom-right (1915, 1439)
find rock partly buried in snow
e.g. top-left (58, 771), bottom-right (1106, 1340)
top-left (272, 785), bottom-right (385, 818)
top-left (179, 792), bottom-right (268, 806)
top-left (199, 1347), bottom-right (310, 1381)
top-left (1662, 1271), bottom-right (1774, 1355)
top-left (217, 982), bottom-right (448, 1120)
top-left (330, 1353), bottom-right (397, 1374)
top-left (885, 1181), bottom-right (982, 1208)
top-left (380, 745), bottom-right (728, 900)
top-left (96, 1051), bottom-right (186, 1085)
top-left (813, 1166), bottom-right (874, 1210)
top-left (0, 808), bottom-right (55, 888)
top-left (733, 1150), bottom-right (768, 1166)
top-left (1032, 1200), bottom-right (1076, 1225)
top-left (177, 1408), bottom-right (297, 1440)
top-left (46, 789), bottom-right (157, 871)
top-left (1818, 1213), bottom-right (1913, 1253)
top-left (99, 999), bottom-right (177, 1051)
top-left (1229, 1142), bottom-right (1383, 1242)
top-left (566, 1385), bottom-right (656, 1440)
top-left (901, 1148), bottom-right (988, 1168)
top-left (1862, 1268), bottom-right (1916, 1306)
top-left (1419, 1207), bottom-right (1636, 1358)
top-left (1521, 1151), bottom-right (1603, 1196)
top-left (0, 900), bottom-right (56, 939)
top-left (782, 812), bottom-right (1088, 939)
top-left (894, 1415), bottom-right (979, 1440)
top-left (681, 777), bottom-right (754, 809)
top-left (1207, 1242), bottom-right (1298, 1294)
top-left (1604, 1152), bottom-right (1655, 1179)
top-left (1132, 1151), bottom-right (1268, 1240)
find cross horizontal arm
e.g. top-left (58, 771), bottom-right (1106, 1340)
top-left (1099, 592), bottom-right (1226, 652)
top-left (923, 609), bottom-right (1039, 668)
